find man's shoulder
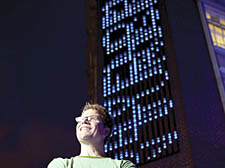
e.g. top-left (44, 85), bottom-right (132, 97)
top-left (47, 157), bottom-right (74, 168)
top-left (48, 156), bottom-right (136, 168)
top-left (111, 158), bottom-right (136, 168)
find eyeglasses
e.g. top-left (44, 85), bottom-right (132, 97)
top-left (75, 116), bottom-right (102, 123)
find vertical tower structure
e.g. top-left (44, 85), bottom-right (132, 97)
top-left (99, 0), bottom-right (179, 165)
top-left (86, 0), bottom-right (225, 167)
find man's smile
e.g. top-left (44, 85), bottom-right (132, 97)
top-left (80, 126), bottom-right (91, 131)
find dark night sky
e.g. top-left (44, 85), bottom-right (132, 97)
top-left (0, 0), bottom-right (88, 167)
top-left (1, 0), bottom-right (225, 168)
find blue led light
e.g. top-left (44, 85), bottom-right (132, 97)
top-left (117, 108), bottom-right (121, 115)
top-left (114, 153), bottom-right (118, 159)
top-left (129, 136), bottom-right (133, 143)
top-left (144, 28), bottom-right (149, 41)
top-left (146, 89), bottom-right (150, 95)
top-left (121, 80), bottom-right (125, 89)
top-left (104, 100), bottom-right (107, 107)
top-left (110, 60), bottom-right (115, 70)
top-left (174, 130), bottom-right (178, 139)
top-left (115, 40), bottom-right (118, 50)
top-left (112, 98), bottom-right (116, 105)
top-left (129, 3), bottom-right (133, 16)
top-left (169, 100), bottom-right (173, 108)
top-left (165, 70), bottom-right (169, 80)
top-left (159, 107), bottom-right (163, 117)
top-left (163, 98), bottom-right (167, 103)
top-left (129, 64), bottom-right (134, 85)
top-left (101, 0), bottom-right (178, 163)
top-left (139, 27), bottom-right (144, 43)
top-left (163, 142), bottom-right (167, 149)
top-left (155, 85), bottom-right (159, 90)
top-left (126, 96), bottom-right (131, 107)
top-left (125, 149), bottom-right (129, 157)
top-left (108, 98), bottom-right (111, 106)
top-left (140, 143), bottom-right (144, 149)
top-left (102, 35), bottom-right (106, 46)
top-left (114, 141), bottom-right (118, 149)
top-left (124, 1), bottom-right (129, 17)
top-left (112, 85), bottom-right (115, 93)
top-left (130, 150), bottom-right (134, 158)
top-left (149, 68), bottom-right (153, 76)
top-left (157, 137), bottom-right (160, 143)
top-left (131, 35), bottom-right (136, 50)
top-left (151, 87), bottom-right (155, 93)
top-left (113, 110), bottom-right (117, 118)
top-left (110, 43), bottom-right (114, 53)
top-left (133, 58), bottom-right (138, 83)
top-left (147, 104), bottom-right (151, 110)
top-left (136, 93), bottom-right (140, 99)
top-left (132, 3), bottom-right (137, 15)
top-left (144, 70), bottom-right (148, 79)
top-left (104, 144), bottom-right (108, 153)
top-left (141, 3), bottom-right (145, 11)
top-left (164, 105), bottom-right (168, 115)
top-left (142, 15), bottom-right (147, 26)
top-left (124, 138), bottom-right (128, 145)
top-left (137, 1), bottom-right (141, 13)
top-left (151, 139), bottom-right (155, 145)
top-left (136, 153), bottom-right (140, 163)
top-left (120, 151), bottom-right (123, 159)
top-left (139, 73), bottom-right (143, 81)
top-left (153, 149), bottom-right (156, 158)
top-left (122, 104), bottom-right (126, 111)
top-left (144, 141), bottom-right (149, 148)
top-left (117, 95), bottom-right (121, 103)
top-left (156, 9), bottom-right (160, 20)
top-left (124, 78), bottom-right (129, 88)
top-left (145, 0), bottom-right (149, 8)
top-left (123, 51), bottom-right (128, 63)
top-left (102, 7), bottom-right (105, 12)
top-left (168, 133), bottom-right (172, 144)
top-left (109, 143), bottom-right (113, 151)
top-left (135, 29), bottom-right (140, 45)
top-left (158, 147), bottom-right (162, 153)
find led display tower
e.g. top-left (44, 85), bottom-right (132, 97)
top-left (99, 0), bottom-right (179, 165)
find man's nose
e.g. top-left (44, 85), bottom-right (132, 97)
top-left (81, 118), bottom-right (89, 124)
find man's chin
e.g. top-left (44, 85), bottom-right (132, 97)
top-left (78, 136), bottom-right (92, 143)
top-left (79, 138), bottom-right (93, 145)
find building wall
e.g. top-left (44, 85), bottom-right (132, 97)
top-left (165, 0), bottom-right (225, 167)
top-left (85, 0), bottom-right (225, 167)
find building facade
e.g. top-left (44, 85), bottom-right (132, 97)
top-left (85, 0), bottom-right (225, 167)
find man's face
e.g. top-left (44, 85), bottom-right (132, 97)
top-left (76, 109), bottom-right (108, 145)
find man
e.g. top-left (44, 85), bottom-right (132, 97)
top-left (48, 103), bottom-right (136, 168)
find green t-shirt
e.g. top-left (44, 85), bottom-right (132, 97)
top-left (48, 156), bottom-right (136, 168)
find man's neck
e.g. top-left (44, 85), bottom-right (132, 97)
top-left (79, 143), bottom-right (106, 157)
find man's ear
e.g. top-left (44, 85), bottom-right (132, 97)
top-left (103, 127), bottom-right (110, 137)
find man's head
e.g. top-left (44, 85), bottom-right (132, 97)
top-left (76, 103), bottom-right (113, 145)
